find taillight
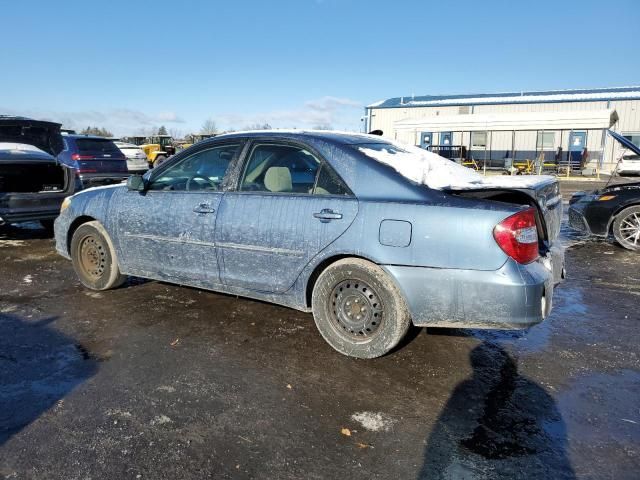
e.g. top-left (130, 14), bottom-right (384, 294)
top-left (493, 208), bottom-right (539, 264)
top-left (71, 153), bottom-right (95, 161)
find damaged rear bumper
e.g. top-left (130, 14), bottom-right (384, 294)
top-left (383, 250), bottom-right (564, 329)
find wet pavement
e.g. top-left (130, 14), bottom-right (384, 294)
top-left (1, 212), bottom-right (639, 479)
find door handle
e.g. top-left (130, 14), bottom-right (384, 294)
top-left (193, 203), bottom-right (215, 214)
top-left (313, 209), bottom-right (343, 222)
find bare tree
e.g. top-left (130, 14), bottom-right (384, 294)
top-left (312, 124), bottom-right (333, 130)
top-left (243, 122), bottom-right (272, 130)
top-left (200, 118), bottom-right (218, 135)
top-left (168, 128), bottom-right (184, 140)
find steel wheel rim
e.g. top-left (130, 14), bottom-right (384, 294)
top-left (620, 212), bottom-right (640, 246)
top-left (330, 279), bottom-right (383, 339)
top-left (79, 235), bottom-right (107, 279)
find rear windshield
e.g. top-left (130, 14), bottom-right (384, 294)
top-left (75, 138), bottom-right (121, 154)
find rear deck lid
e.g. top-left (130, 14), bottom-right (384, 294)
top-left (0, 116), bottom-right (63, 156)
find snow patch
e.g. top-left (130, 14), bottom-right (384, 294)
top-left (22, 275), bottom-right (33, 285)
top-left (358, 142), bottom-right (555, 191)
top-left (0, 142), bottom-right (47, 153)
top-left (150, 415), bottom-right (172, 425)
top-left (351, 411), bottom-right (395, 432)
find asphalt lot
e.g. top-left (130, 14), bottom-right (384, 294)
top-left (1, 188), bottom-right (639, 479)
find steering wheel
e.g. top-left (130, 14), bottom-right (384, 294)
top-left (186, 175), bottom-right (216, 191)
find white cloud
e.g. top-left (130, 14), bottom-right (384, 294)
top-left (217, 96), bottom-right (363, 130)
top-left (0, 106), bottom-right (185, 136)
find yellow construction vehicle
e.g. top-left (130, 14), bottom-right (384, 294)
top-left (141, 135), bottom-right (175, 167)
top-left (123, 135), bottom-right (176, 167)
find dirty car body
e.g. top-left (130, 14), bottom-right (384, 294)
top-left (0, 116), bottom-right (74, 226)
top-left (55, 131), bottom-right (564, 357)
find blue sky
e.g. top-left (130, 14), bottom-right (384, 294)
top-left (2, 0), bottom-right (639, 136)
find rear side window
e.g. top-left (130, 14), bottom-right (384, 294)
top-left (240, 143), bottom-right (351, 196)
top-left (240, 144), bottom-right (320, 193)
top-left (75, 138), bottom-right (121, 154)
top-left (314, 164), bottom-right (350, 195)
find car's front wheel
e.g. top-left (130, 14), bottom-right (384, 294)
top-left (613, 205), bottom-right (640, 251)
top-left (311, 258), bottom-right (411, 358)
top-left (70, 221), bottom-right (127, 290)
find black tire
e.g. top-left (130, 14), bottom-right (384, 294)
top-left (613, 205), bottom-right (640, 251)
top-left (70, 221), bottom-right (127, 290)
top-left (311, 258), bottom-right (411, 359)
top-left (154, 155), bottom-right (167, 167)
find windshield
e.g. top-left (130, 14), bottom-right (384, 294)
top-left (76, 138), bottom-right (121, 155)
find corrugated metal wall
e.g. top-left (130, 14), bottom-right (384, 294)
top-left (370, 99), bottom-right (640, 172)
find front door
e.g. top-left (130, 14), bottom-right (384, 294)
top-left (440, 131), bottom-right (453, 146)
top-left (420, 132), bottom-right (432, 149)
top-left (568, 131), bottom-right (586, 167)
top-left (216, 141), bottom-right (358, 293)
top-left (114, 142), bottom-right (242, 284)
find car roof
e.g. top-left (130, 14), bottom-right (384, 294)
top-left (212, 130), bottom-right (391, 146)
top-left (65, 134), bottom-right (116, 141)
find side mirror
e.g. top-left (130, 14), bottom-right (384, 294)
top-left (127, 175), bottom-right (146, 191)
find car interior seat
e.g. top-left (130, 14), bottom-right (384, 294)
top-left (264, 166), bottom-right (292, 192)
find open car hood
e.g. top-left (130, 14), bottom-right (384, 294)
top-left (0, 116), bottom-right (64, 156)
top-left (608, 129), bottom-right (640, 156)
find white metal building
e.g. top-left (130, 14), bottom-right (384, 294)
top-left (365, 87), bottom-right (640, 173)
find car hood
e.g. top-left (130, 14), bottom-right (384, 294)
top-left (601, 181), bottom-right (640, 193)
top-left (0, 116), bottom-right (64, 156)
top-left (608, 129), bottom-right (640, 156)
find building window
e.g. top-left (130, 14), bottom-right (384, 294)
top-left (471, 131), bottom-right (487, 148)
top-left (537, 131), bottom-right (555, 150)
top-left (623, 134), bottom-right (640, 149)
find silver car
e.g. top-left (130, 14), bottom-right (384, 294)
top-left (54, 131), bottom-right (564, 358)
top-left (114, 141), bottom-right (149, 173)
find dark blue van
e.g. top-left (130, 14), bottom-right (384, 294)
top-left (58, 134), bottom-right (129, 189)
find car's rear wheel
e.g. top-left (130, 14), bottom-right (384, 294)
top-left (70, 221), bottom-right (127, 290)
top-left (311, 258), bottom-right (411, 358)
top-left (613, 205), bottom-right (640, 251)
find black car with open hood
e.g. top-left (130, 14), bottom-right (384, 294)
top-left (0, 116), bottom-right (75, 227)
top-left (568, 130), bottom-right (640, 251)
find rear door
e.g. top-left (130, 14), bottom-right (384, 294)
top-left (114, 142), bottom-right (243, 284)
top-left (216, 141), bottom-right (358, 293)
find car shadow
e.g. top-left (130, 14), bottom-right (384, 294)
top-left (0, 222), bottom-right (53, 240)
top-left (0, 314), bottom-right (98, 446)
top-left (418, 342), bottom-right (575, 479)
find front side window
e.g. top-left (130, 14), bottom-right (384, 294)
top-left (537, 131), bottom-right (555, 150)
top-left (471, 131), bottom-right (487, 148)
top-left (147, 143), bottom-right (240, 191)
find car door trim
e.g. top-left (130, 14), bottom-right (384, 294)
top-left (216, 241), bottom-right (304, 257)
top-left (123, 232), bottom-right (217, 248)
top-left (122, 233), bottom-right (302, 256)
